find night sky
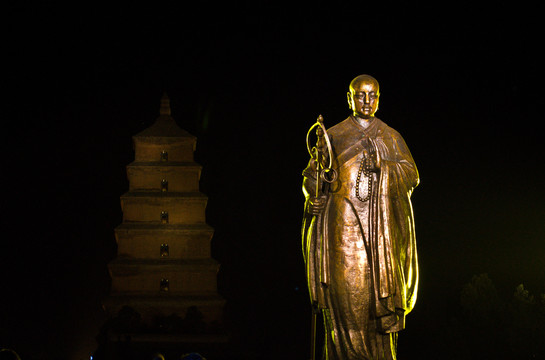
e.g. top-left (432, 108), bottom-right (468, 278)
top-left (3, 4), bottom-right (544, 359)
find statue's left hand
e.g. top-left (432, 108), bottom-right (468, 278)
top-left (370, 152), bottom-right (380, 172)
top-left (364, 149), bottom-right (380, 172)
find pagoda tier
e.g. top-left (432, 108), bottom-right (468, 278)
top-left (120, 192), bottom-right (208, 224)
top-left (126, 162), bottom-right (202, 192)
top-left (105, 94), bottom-right (224, 327)
top-left (115, 223), bottom-right (214, 260)
top-left (109, 258), bottom-right (219, 294)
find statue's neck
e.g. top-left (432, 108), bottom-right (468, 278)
top-left (353, 115), bottom-right (375, 129)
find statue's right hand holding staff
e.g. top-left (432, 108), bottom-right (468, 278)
top-left (306, 195), bottom-right (327, 216)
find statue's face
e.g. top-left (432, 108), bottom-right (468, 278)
top-left (347, 79), bottom-right (380, 119)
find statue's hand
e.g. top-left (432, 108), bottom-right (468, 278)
top-left (364, 149), bottom-right (380, 172)
top-left (306, 195), bottom-right (327, 216)
top-left (370, 151), bottom-right (380, 172)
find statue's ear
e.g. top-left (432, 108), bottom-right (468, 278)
top-left (347, 91), bottom-right (352, 110)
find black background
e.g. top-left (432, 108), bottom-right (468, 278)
top-left (3, 3), bottom-right (544, 359)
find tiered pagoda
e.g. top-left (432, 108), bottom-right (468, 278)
top-left (104, 94), bottom-right (224, 338)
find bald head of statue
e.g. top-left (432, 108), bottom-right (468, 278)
top-left (347, 74), bottom-right (380, 119)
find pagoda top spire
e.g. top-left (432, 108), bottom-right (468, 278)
top-left (133, 93), bottom-right (195, 139)
top-left (160, 92), bottom-right (171, 116)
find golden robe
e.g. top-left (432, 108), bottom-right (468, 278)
top-left (302, 116), bottom-right (419, 360)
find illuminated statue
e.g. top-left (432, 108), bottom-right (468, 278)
top-left (302, 75), bottom-right (419, 360)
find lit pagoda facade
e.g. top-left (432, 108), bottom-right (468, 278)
top-left (105, 94), bottom-right (224, 329)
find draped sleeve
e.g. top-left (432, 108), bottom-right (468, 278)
top-left (375, 128), bottom-right (419, 318)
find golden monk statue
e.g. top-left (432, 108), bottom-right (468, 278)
top-left (302, 75), bottom-right (419, 360)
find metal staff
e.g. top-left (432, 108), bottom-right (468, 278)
top-left (315, 115), bottom-right (326, 197)
top-left (305, 115), bottom-right (337, 360)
